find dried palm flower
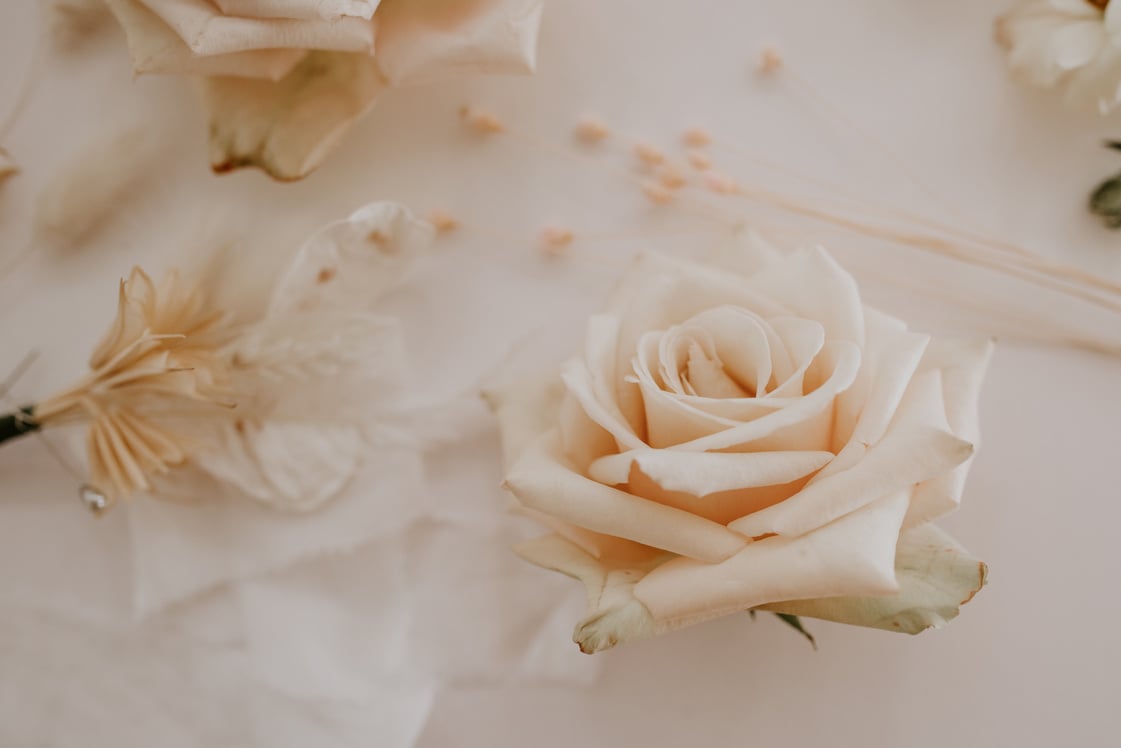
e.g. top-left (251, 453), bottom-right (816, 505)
top-left (1, 202), bottom-right (434, 513)
top-left (33, 268), bottom-right (233, 503)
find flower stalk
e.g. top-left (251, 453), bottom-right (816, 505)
top-left (0, 405), bottom-right (39, 446)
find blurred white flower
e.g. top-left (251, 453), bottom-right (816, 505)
top-left (996, 0), bottom-right (1121, 113)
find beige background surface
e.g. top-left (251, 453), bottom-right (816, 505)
top-left (1, 1), bottom-right (1119, 746)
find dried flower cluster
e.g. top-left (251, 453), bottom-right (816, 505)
top-left (34, 268), bottom-right (233, 503)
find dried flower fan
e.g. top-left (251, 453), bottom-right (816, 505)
top-left (0, 201), bottom-right (435, 514)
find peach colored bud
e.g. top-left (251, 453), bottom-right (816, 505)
top-left (460, 106), bottom-right (505, 134)
top-left (641, 180), bottom-right (674, 204)
top-left (633, 142), bottom-right (666, 166)
top-left (687, 149), bottom-right (712, 170)
top-left (540, 226), bottom-right (574, 255)
top-left (658, 164), bottom-right (687, 189)
top-left (574, 117), bottom-right (610, 143)
top-left (428, 210), bottom-right (459, 233)
top-left (704, 172), bottom-right (740, 195)
top-left (682, 127), bottom-right (711, 148)
top-left (758, 46), bottom-right (783, 74)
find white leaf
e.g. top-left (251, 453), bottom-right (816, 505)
top-left (268, 200), bottom-right (435, 313)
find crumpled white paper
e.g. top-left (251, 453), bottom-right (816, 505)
top-left (0, 202), bottom-right (597, 748)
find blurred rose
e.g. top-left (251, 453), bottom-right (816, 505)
top-left (487, 235), bottom-right (991, 653)
top-left (996, 0), bottom-right (1121, 113)
top-left (105, 0), bottom-right (544, 179)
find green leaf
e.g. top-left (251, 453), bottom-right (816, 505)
top-left (774, 613), bottom-right (816, 649)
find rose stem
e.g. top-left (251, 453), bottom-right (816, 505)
top-left (0, 406), bottom-right (39, 446)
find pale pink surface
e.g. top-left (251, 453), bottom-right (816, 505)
top-left (1, 1), bottom-right (1120, 747)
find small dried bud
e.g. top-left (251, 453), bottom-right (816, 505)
top-left (758, 46), bottom-right (784, 74)
top-left (687, 149), bottom-right (712, 171)
top-left (633, 142), bottom-right (666, 166)
top-left (540, 226), bottom-right (574, 255)
top-left (460, 106), bottom-right (505, 134)
top-left (704, 172), bottom-right (740, 195)
top-left (682, 127), bottom-right (711, 148)
top-left (658, 164), bottom-right (687, 190)
top-left (641, 180), bottom-right (674, 205)
top-left (428, 210), bottom-right (459, 233)
top-left (574, 117), bottom-right (610, 144)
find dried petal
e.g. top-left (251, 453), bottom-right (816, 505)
top-left (202, 51), bottom-right (384, 180)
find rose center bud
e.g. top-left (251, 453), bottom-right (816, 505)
top-left (681, 340), bottom-right (753, 399)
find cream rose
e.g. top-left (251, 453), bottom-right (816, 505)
top-left (487, 236), bottom-right (991, 653)
top-left (105, 0), bottom-right (544, 179)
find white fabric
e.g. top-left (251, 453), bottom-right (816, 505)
top-left (2, 0), bottom-right (1120, 746)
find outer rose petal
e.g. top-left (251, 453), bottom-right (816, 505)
top-left (513, 533), bottom-right (687, 654)
top-left (742, 247), bottom-right (866, 347)
top-left (202, 51), bottom-right (385, 180)
top-left (212, 0), bottom-right (379, 20)
top-left (503, 432), bottom-right (749, 563)
top-left (760, 523), bottom-right (988, 634)
top-left (106, 0), bottom-right (307, 79)
top-left (634, 491), bottom-right (910, 624)
top-left (728, 424), bottom-right (972, 539)
top-left (374, 0), bottom-right (543, 86)
top-left (904, 337), bottom-right (994, 527)
top-left (483, 374), bottom-right (565, 469)
top-left (139, 0), bottom-right (375, 56)
top-left (587, 449), bottom-right (833, 498)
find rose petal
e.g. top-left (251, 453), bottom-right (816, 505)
top-left (830, 308), bottom-right (921, 451)
top-left (514, 506), bottom-right (657, 563)
top-left (374, 0), bottom-right (543, 86)
top-left (212, 0), bottom-right (378, 21)
top-left (483, 374), bottom-right (565, 468)
top-left (562, 323), bottom-right (647, 452)
top-left (606, 253), bottom-right (792, 397)
top-left (556, 391), bottom-right (617, 471)
top-left (728, 423), bottom-right (972, 539)
top-left (1050, 19), bottom-right (1107, 69)
top-left (759, 523), bottom-right (987, 634)
top-left (514, 533), bottom-right (688, 654)
top-left (744, 246), bottom-right (866, 346)
top-left (139, 0), bottom-right (375, 55)
top-left (202, 51), bottom-right (384, 180)
top-left (108, 0), bottom-right (307, 78)
top-left (503, 432), bottom-right (749, 563)
top-left (669, 341), bottom-right (861, 453)
top-left (635, 491), bottom-right (910, 622)
top-left (588, 449), bottom-right (833, 498)
top-left (904, 338), bottom-right (994, 527)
